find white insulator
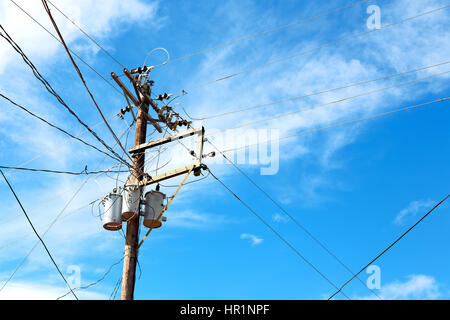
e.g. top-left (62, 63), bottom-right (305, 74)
top-left (122, 184), bottom-right (141, 219)
top-left (143, 190), bottom-right (166, 228)
top-left (102, 193), bottom-right (123, 231)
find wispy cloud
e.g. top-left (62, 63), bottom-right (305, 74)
top-left (165, 210), bottom-right (227, 229)
top-left (0, 0), bottom-right (160, 72)
top-left (357, 274), bottom-right (441, 300)
top-left (0, 281), bottom-right (107, 300)
top-left (394, 199), bottom-right (435, 225)
top-left (272, 213), bottom-right (289, 223)
top-left (240, 233), bottom-right (263, 246)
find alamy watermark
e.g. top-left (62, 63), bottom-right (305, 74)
top-left (67, 265), bottom-right (81, 289)
top-left (366, 264), bottom-right (381, 290)
top-left (208, 128), bottom-right (280, 176)
top-left (366, 4), bottom-right (381, 30)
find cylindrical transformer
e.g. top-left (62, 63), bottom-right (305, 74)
top-left (122, 185), bottom-right (141, 219)
top-left (143, 190), bottom-right (166, 228)
top-left (102, 192), bottom-right (123, 231)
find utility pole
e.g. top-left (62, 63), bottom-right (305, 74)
top-left (120, 89), bottom-right (147, 300)
top-left (110, 66), bottom-right (202, 300)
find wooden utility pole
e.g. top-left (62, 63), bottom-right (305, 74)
top-left (120, 93), bottom-right (148, 300)
top-left (112, 66), bottom-right (197, 300)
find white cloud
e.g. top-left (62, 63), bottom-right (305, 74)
top-left (240, 233), bottom-right (263, 246)
top-left (357, 275), bottom-right (441, 300)
top-left (0, 281), bottom-right (107, 300)
top-left (0, 0), bottom-right (160, 72)
top-left (272, 213), bottom-right (289, 223)
top-left (184, 0), bottom-right (450, 171)
top-left (394, 199), bottom-right (435, 225)
top-left (165, 210), bottom-right (226, 229)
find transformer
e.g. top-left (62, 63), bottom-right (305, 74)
top-left (102, 192), bottom-right (123, 231)
top-left (143, 190), bottom-right (166, 228)
top-left (122, 184), bottom-right (141, 219)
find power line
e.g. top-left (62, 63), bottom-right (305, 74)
top-left (7, 0), bottom-right (123, 95)
top-left (56, 257), bottom-right (124, 300)
top-left (184, 60), bottom-right (450, 121)
top-left (0, 92), bottom-right (126, 163)
top-left (0, 169), bottom-right (78, 300)
top-left (0, 122), bottom-right (134, 293)
top-left (0, 196), bottom-right (104, 252)
top-left (206, 168), bottom-right (350, 299)
top-left (181, 5), bottom-right (450, 93)
top-left (219, 97), bottom-right (450, 153)
top-left (46, 0), bottom-right (125, 69)
top-left (109, 276), bottom-right (122, 300)
top-left (207, 140), bottom-right (382, 299)
top-left (5, 110), bottom-right (131, 182)
top-left (0, 118), bottom-right (132, 224)
top-left (154, 0), bottom-right (371, 67)
top-left (0, 24), bottom-right (130, 168)
top-left (225, 70), bottom-right (450, 130)
top-left (41, 0), bottom-right (133, 165)
top-left (328, 194), bottom-right (450, 300)
top-left (0, 165), bottom-right (129, 176)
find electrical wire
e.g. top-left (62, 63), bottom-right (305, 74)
top-left (159, 170), bottom-right (211, 188)
top-left (143, 47), bottom-right (170, 67)
top-left (0, 165), bottom-right (129, 176)
top-left (0, 169), bottom-right (78, 300)
top-left (45, 0), bottom-right (125, 69)
top-left (109, 276), bottom-right (122, 300)
top-left (184, 60), bottom-right (450, 121)
top-left (328, 194), bottom-right (450, 300)
top-left (206, 168), bottom-right (350, 299)
top-left (0, 92), bottom-right (126, 162)
top-left (224, 69), bottom-right (450, 131)
top-left (56, 257), bottom-right (124, 300)
top-left (0, 122), bottom-right (133, 294)
top-left (41, 0), bottom-right (133, 166)
top-left (219, 97), bottom-right (449, 154)
top-left (0, 24), bottom-right (130, 168)
top-left (206, 140), bottom-right (382, 299)
top-left (7, 0), bottom-right (123, 95)
top-left (181, 5), bottom-right (450, 93)
top-left (0, 196), bottom-right (104, 252)
top-left (153, 0), bottom-right (371, 68)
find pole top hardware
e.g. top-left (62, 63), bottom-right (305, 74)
top-left (130, 65), bottom-right (155, 74)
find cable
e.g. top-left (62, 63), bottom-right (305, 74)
top-left (182, 5), bottom-right (450, 93)
top-left (207, 140), bottom-right (382, 299)
top-left (56, 257), bottom-right (124, 300)
top-left (159, 170), bottom-right (211, 188)
top-left (143, 47), bottom-right (170, 67)
top-left (7, 0), bottom-right (123, 95)
top-left (0, 92), bottom-right (125, 162)
top-left (0, 24), bottom-right (130, 168)
top-left (206, 168), bottom-right (350, 299)
top-left (328, 194), bottom-right (450, 300)
top-left (220, 97), bottom-right (450, 153)
top-left (41, 0), bottom-right (133, 166)
top-left (0, 122), bottom-right (133, 293)
top-left (154, 0), bottom-right (370, 67)
top-left (116, 118), bottom-right (134, 188)
top-left (0, 169), bottom-right (78, 300)
top-left (0, 165), bottom-right (129, 176)
top-left (45, 0), bottom-right (125, 69)
top-left (0, 196), bottom-right (104, 252)
top-left (109, 276), bottom-right (122, 300)
top-left (0, 120), bottom-right (134, 227)
top-left (185, 60), bottom-right (450, 121)
top-left (224, 69), bottom-right (450, 130)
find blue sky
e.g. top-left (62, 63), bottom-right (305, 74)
top-left (0, 0), bottom-right (449, 300)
